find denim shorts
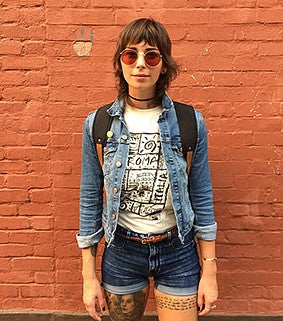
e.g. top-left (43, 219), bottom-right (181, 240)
top-left (102, 226), bottom-right (201, 296)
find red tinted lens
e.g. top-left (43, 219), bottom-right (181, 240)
top-left (121, 50), bottom-right (138, 65)
top-left (144, 51), bottom-right (161, 66)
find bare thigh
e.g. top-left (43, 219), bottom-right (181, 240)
top-left (154, 288), bottom-right (198, 321)
top-left (105, 286), bottom-right (149, 321)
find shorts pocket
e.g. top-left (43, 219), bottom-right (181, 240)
top-left (170, 236), bottom-right (195, 251)
top-left (109, 234), bottom-right (127, 250)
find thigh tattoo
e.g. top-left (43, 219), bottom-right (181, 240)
top-left (105, 290), bottom-right (147, 321)
top-left (155, 294), bottom-right (197, 311)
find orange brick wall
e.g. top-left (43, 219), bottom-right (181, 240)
top-left (1, 0), bottom-right (282, 315)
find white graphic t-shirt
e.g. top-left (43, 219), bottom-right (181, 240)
top-left (118, 104), bottom-right (176, 234)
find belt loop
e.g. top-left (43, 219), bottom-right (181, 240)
top-left (167, 230), bottom-right (172, 240)
top-left (126, 230), bottom-right (131, 240)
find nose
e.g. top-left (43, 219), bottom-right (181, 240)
top-left (135, 52), bottom-right (146, 68)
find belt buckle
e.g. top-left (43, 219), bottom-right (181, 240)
top-left (141, 236), bottom-right (154, 244)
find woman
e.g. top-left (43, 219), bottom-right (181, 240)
top-left (77, 18), bottom-right (218, 321)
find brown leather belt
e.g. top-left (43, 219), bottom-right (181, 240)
top-left (116, 227), bottom-right (178, 244)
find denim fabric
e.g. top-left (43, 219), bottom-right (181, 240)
top-left (76, 94), bottom-right (217, 248)
top-left (102, 226), bottom-right (200, 296)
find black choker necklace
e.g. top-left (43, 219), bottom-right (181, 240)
top-left (128, 94), bottom-right (155, 102)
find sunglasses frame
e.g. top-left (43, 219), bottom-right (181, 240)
top-left (120, 48), bottom-right (163, 67)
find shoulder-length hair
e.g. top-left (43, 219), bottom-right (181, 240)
top-left (113, 18), bottom-right (179, 106)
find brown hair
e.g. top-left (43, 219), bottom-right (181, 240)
top-left (113, 18), bottom-right (179, 106)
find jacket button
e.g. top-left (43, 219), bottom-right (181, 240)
top-left (122, 134), bottom-right (127, 140)
top-left (116, 161), bottom-right (122, 168)
top-left (112, 213), bottom-right (116, 220)
top-left (107, 130), bottom-right (114, 138)
top-left (113, 187), bottom-right (118, 193)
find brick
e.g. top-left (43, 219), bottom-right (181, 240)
top-left (3, 86), bottom-right (48, 101)
top-left (1, 0), bottom-right (44, 6)
top-left (51, 161), bottom-right (73, 174)
top-left (257, 8), bottom-right (283, 23)
top-left (6, 175), bottom-right (51, 189)
top-left (258, 41), bottom-right (283, 56)
top-left (0, 204), bottom-right (18, 216)
top-left (53, 188), bottom-right (79, 203)
top-left (31, 216), bottom-right (54, 230)
top-left (0, 189), bottom-right (28, 203)
top-left (23, 41), bottom-right (45, 55)
top-left (34, 271), bottom-right (55, 284)
top-left (29, 133), bottom-right (50, 146)
top-left (19, 203), bottom-right (52, 216)
top-left (0, 216), bottom-right (30, 229)
top-left (11, 257), bottom-right (54, 271)
top-left (2, 56), bottom-right (46, 70)
top-left (0, 270), bottom-right (34, 284)
top-left (46, 0), bottom-right (91, 7)
top-left (0, 39), bottom-right (23, 55)
top-left (0, 8), bottom-right (20, 23)
top-left (30, 189), bottom-right (52, 203)
top-left (0, 102), bottom-right (26, 114)
top-left (6, 147), bottom-right (49, 161)
top-left (46, 8), bottom-right (115, 25)
top-left (0, 244), bottom-right (33, 257)
top-left (235, 24), bottom-right (283, 41)
top-left (164, 9), bottom-right (209, 25)
top-left (20, 284), bottom-right (54, 298)
top-left (0, 160), bottom-right (27, 173)
top-left (0, 70), bottom-right (26, 85)
top-left (19, 8), bottom-right (45, 27)
top-left (209, 9), bottom-right (256, 24)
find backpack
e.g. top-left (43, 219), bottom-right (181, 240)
top-left (92, 101), bottom-right (197, 174)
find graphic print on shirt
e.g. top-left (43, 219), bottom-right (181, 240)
top-left (119, 132), bottom-right (169, 220)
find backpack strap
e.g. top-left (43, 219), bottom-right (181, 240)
top-left (92, 103), bottom-right (113, 167)
top-left (173, 101), bottom-right (197, 174)
top-left (92, 101), bottom-right (198, 174)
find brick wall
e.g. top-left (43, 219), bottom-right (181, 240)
top-left (0, 0), bottom-right (282, 316)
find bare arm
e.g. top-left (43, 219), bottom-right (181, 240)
top-left (197, 239), bottom-right (218, 316)
top-left (82, 247), bottom-right (105, 320)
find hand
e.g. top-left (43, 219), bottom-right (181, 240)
top-left (197, 273), bottom-right (218, 316)
top-left (83, 277), bottom-right (106, 321)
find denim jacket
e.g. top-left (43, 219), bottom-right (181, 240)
top-left (76, 94), bottom-right (217, 248)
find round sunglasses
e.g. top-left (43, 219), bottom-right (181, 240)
top-left (120, 49), bottom-right (162, 67)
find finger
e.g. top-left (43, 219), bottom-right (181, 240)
top-left (197, 293), bottom-right (204, 312)
top-left (97, 293), bottom-right (106, 313)
top-left (198, 303), bottom-right (217, 316)
top-left (87, 305), bottom-right (102, 321)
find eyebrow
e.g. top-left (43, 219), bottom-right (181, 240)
top-left (126, 46), bottom-right (159, 52)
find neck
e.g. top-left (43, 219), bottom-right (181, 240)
top-left (128, 94), bottom-right (155, 102)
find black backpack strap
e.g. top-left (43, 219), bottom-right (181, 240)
top-left (92, 103), bottom-right (113, 167)
top-left (173, 101), bottom-right (197, 174)
top-left (92, 101), bottom-right (198, 173)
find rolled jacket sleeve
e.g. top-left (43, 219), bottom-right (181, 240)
top-left (189, 111), bottom-right (217, 241)
top-left (76, 112), bottom-right (104, 248)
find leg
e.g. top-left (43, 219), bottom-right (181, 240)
top-left (105, 286), bottom-right (149, 321)
top-left (154, 288), bottom-right (198, 321)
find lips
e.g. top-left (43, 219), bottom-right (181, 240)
top-left (133, 74), bottom-right (149, 77)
